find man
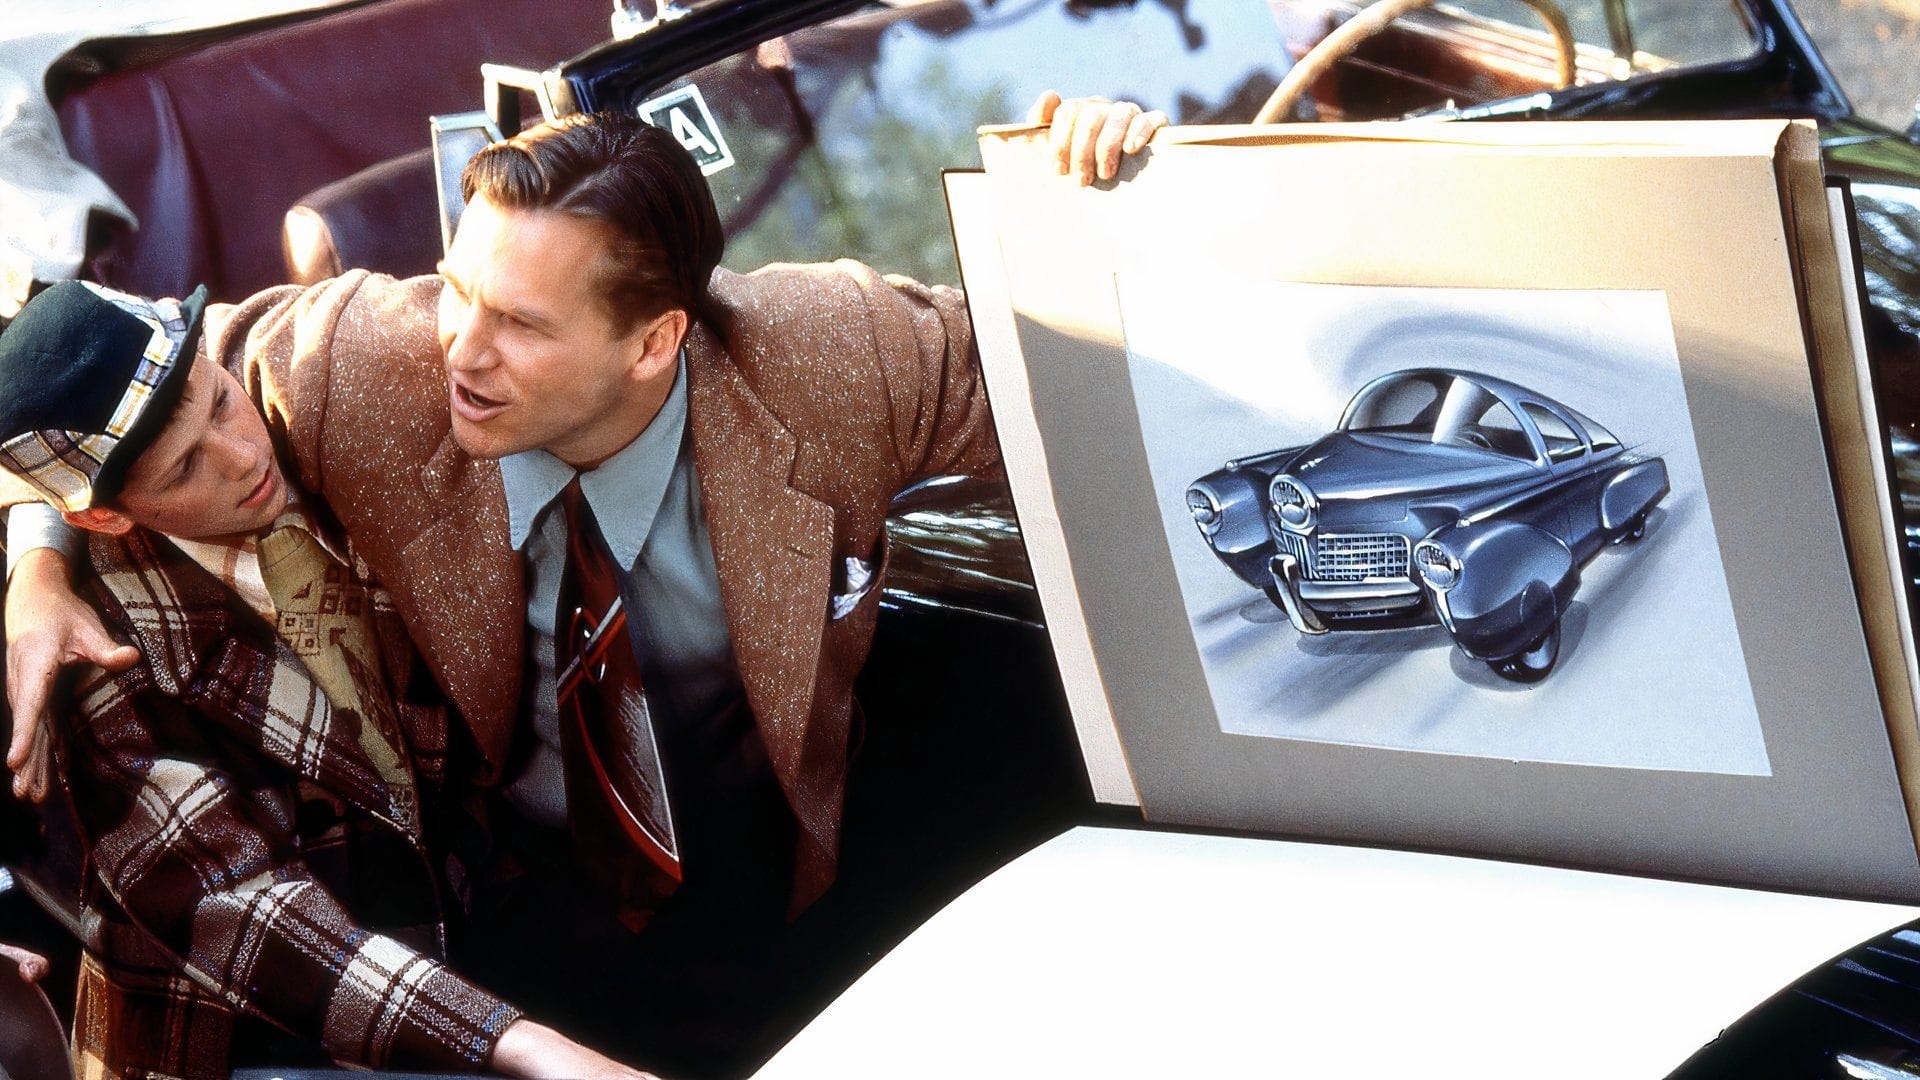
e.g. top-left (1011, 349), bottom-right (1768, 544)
top-left (4, 92), bottom-right (1162, 1074)
top-left (0, 282), bottom-right (651, 1078)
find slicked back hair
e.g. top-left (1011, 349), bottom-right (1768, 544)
top-left (460, 111), bottom-right (724, 333)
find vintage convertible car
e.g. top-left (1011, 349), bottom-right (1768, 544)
top-left (1187, 368), bottom-right (1669, 681)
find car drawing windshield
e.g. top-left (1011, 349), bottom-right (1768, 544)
top-left (1338, 372), bottom-right (1535, 461)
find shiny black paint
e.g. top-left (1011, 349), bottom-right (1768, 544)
top-left (1669, 920), bottom-right (1920, 1079)
top-left (562, 0), bottom-right (866, 115)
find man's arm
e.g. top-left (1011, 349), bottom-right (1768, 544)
top-left (860, 93), bottom-right (1166, 486)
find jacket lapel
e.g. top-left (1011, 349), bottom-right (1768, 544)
top-left (684, 325), bottom-right (836, 791)
top-left (92, 532), bottom-right (418, 834)
top-left (394, 435), bottom-right (524, 778)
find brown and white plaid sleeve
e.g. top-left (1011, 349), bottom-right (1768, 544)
top-left (63, 657), bottom-right (521, 1073)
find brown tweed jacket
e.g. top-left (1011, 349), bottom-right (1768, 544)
top-left (62, 528), bottom-right (518, 1079)
top-left (205, 262), bottom-right (998, 907)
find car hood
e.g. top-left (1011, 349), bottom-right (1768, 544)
top-left (1282, 432), bottom-right (1538, 525)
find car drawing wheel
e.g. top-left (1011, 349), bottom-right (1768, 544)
top-left (1488, 621), bottom-right (1560, 683)
top-left (1613, 512), bottom-right (1648, 544)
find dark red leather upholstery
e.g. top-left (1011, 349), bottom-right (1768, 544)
top-left (283, 147), bottom-right (438, 285)
top-left (55, 0), bottom-right (606, 303)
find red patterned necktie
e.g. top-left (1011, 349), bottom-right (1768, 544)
top-left (554, 478), bottom-right (682, 926)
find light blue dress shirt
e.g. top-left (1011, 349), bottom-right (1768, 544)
top-left (499, 357), bottom-right (744, 829)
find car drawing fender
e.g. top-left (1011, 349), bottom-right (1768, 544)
top-left (1413, 518), bottom-right (1581, 663)
top-left (1187, 446), bottom-right (1306, 589)
top-left (1600, 458), bottom-right (1672, 536)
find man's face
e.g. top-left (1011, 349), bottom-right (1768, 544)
top-left (436, 195), bottom-right (658, 467)
top-left (114, 356), bottom-right (288, 539)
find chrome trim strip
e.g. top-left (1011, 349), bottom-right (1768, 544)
top-left (1299, 579), bottom-right (1422, 603)
top-left (1267, 554), bottom-right (1328, 635)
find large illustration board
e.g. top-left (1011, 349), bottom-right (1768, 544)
top-left (1123, 279), bottom-right (1766, 773)
top-left (949, 119), bottom-right (1920, 900)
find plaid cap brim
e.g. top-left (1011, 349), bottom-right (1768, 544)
top-left (0, 283), bottom-right (205, 513)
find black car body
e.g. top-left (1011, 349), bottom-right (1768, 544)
top-left (1188, 369), bottom-right (1668, 680)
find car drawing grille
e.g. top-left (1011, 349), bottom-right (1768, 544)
top-left (1274, 530), bottom-right (1309, 568)
top-left (1312, 533), bottom-right (1410, 582)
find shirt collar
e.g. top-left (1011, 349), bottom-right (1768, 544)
top-left (500, 353), bottom-right (689, 572)
top-left (165, 491), bottom-right (343, 568)
top-left (162, 492), bottom-right (336, 627)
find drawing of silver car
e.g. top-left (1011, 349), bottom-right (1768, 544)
top-left (1187, 368), bottom-right (1670, 682)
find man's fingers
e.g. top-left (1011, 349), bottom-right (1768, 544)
top-left (1124, 108), bottom-right (1168, 154)
top-left (1069, 102), bottom-right (1106, 185)
top-left (1048, 97), bottom-right (1081, 174)
top-left (69, 621), bottom-right (140, 672)
top-left (0, 944), bottom-right (48, 984)
top-left (1093, 102), bottom-right (1140, 180)
top-left (1026, 89), bottom-right (1062, 126)
top-left (6, 662), bottom-right (48, 771)
top-left (10, 725), bottom-right (45, 804)
top-left (19, 728), bottom-right (50, 804)
top-left (6, 706), bottom-right (31, 772)
top-left (93, 643), bottom-right (141, 674)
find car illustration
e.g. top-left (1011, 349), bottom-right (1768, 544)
top-left (1187, 368), bottom-right (1669, 682)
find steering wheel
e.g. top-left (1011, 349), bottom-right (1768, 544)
top-left (1255, 0), bottom-right (1579, 124)
top-left (1457, 428), bottom-right (1493, 450)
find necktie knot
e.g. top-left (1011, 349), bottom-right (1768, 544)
top-left (559, 477), bottom-right (625, 606)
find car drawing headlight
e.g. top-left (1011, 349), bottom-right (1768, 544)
top-left (1413, 540), bottom-right (1461, 590)
top-left (1269, 475), bottom-right (1315, 532)
top-left (1186, 487), bottom-right (1223, 537)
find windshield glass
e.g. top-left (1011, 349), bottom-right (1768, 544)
top-left (1342, 373), bottom-right (1534, 460)
top-left (1436, 1), bottom-right (1758, 70)
top-left (636, 0), bottom-right (1764, 285)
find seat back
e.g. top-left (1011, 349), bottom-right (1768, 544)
top-left (283, 148), bottom-right (439, 286)
top-left (56, 0), bottom-right (605, 302)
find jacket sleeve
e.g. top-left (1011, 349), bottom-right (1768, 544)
top-left (199, 271), bottom-right (448, 512)
top-left (838, 260), bottom-right (1004, 486)
top-left (62, 662), bottom-right (521, 1072)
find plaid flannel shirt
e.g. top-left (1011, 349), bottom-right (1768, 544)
top-left (60, 527), bottom-right (517, 1079)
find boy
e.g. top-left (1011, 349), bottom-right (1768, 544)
top-left (0, 281), bottom-right (645, 1079)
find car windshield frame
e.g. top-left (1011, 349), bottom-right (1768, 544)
top-left (1339, 371), bottom-right (1542, 462)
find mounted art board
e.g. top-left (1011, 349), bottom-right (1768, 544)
top-left (945, 119), bottom-right (1920, 900)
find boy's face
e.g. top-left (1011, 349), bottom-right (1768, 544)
top-left (108, 356), bottom-right (289, 539)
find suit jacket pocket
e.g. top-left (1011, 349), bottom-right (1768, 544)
top-left (821, 530), bottom-right (892, 682)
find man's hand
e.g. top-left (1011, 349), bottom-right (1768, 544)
top-left (493, 1018), bottom-right (661, 1080)
top-left (5, 547), bottom-right (139, 803)
top-left (0, 943), bottom-right (48, 983)
top-left (1028, 90), bottom-right (1168, 186)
